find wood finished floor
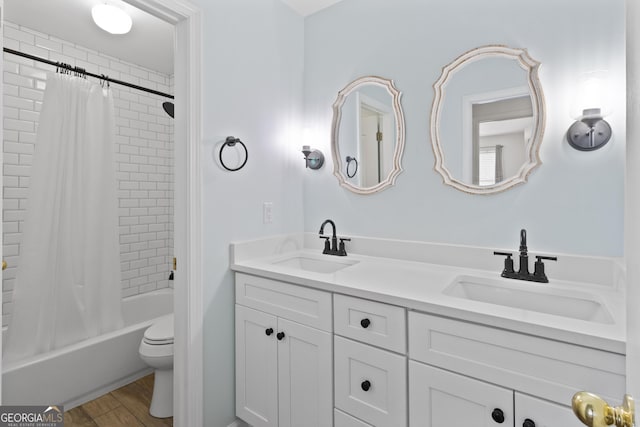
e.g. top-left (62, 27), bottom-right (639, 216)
top-left (64, 374), bottom-right (173, 427)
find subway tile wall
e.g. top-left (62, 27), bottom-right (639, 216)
top-left (2, 22), bottom-right (174, 328)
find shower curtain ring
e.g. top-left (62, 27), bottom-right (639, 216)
top-left (75, 67), bottom-right (86, 78)
top-left (58, 63), bottom-right (71, 75)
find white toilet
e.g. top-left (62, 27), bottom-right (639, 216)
top-left (139, 313), bottom-right (174, 418)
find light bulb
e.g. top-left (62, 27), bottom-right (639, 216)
top-left (92, 4), bottom-right (132, 35)
top-left (571, 71), bottom-right (611, 119)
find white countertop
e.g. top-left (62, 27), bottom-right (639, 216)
top-left (230, 237), bottom-right (626, 355)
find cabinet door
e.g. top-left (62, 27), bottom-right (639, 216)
top-left (236, 305), bottom-right (278, 427)
top-left (409, 361), bottom-right (513, 427)
top-left (515, 393), bottom-right (585, 427)
top-left (277, 318), bottom-right (333, 427)
top-left (335, 336), bottom-right (407, 427)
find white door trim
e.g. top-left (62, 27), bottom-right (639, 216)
top-left (123, 1), bottom-right (203, 426)
top-left (0, 0), bottom-right (5, 400)
top-left (626, 0), bottom-right (640, 399)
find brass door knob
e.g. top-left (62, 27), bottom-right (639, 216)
top-left (2, 260), bottom-right (6, 271)
top-left (572, 392), bottom-right (635, 427)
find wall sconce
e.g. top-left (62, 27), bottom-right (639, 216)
top-left (567, 72), bottom-right (612, 151)
top-left (301, 145), bottom-right (324, 169)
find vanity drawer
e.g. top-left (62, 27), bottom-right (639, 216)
top-left (335, 409), bottom-right (373, 427)
top-left (408, 311), bottom-right (625, 405)
top-left (334, 294), bottom-right (406, 353)
top-left (334, 336), bottom-right (407, 427)
top-left (235, 273), bottom-right (332, 331)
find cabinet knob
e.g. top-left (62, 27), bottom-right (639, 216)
top-left (277, 332), bottom-right (285, 341)
top-left (265, 328), bottom-right (274, 336)
top-left (361, 380), bottom-right (371, 392)
top-left (523, 419), bottom-right (535, 427)
top-left (360, 318), bottom-right (371, 328)
top-left (492, 408), bottom-right (505, 424)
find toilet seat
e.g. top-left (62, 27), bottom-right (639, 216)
top-left (143, 314), bottom-right (174, 345)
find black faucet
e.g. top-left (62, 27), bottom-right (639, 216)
top-left (518, 229), bottom-right (530, 276)
top-left (319, 219), bottom-right (350, 256)
top-left (494, 229), bottom-right (557, 283)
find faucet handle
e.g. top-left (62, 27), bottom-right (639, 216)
top-left (494, 251), bottom-right (512, 257)
top-left (534, 255), bottom-right (557, 283)
top-left (319, 235), bottom-right (331, 254)
top-left (494, 251), bottom-right (515, 275)
top-left (338, 237), bottom-right (351, 256)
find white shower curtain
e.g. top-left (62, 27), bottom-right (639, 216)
top-left (4, 73), bottom-right (123, 363)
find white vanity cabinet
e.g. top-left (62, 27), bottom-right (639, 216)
top-left (233, 268), bottom-right (625, 427)
top-left (235, 273), bottom-right (333, 427)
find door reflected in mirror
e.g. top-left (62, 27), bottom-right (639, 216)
top-left (331, 76), bottom-right (405, 194)
top-left (356, 88), bottom-right (396, 187)
top-left (431, 45), bottom-right (545, 194)
top-left (471, 93), bottom-right (533, 186)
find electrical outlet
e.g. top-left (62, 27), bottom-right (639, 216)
top-left (263, 202), bottom-right (273, 224)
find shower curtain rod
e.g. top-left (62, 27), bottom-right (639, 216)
top-left (3, 47), bottom-right (174, 100)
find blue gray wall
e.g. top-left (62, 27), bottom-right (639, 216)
top-left (302, 0), bottom-right (626, 256)
top-left (196, 1), bottom-right (304, 425)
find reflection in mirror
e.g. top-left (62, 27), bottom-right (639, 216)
top-left (472, 92), bottom-right (533, 186)
top-left (331, 76), bottom-right (405, 194)
top-left (431, 45), bottom-right (545, 194)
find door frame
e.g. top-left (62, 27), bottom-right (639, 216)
top-left (0, 0), bottom-right (4, 400)
top-left (626, 0), bottom-right (640, 400)
top-left (0, 1), bottom-right (204, 422)
top-left (121, 1), bottom-right (203, 426)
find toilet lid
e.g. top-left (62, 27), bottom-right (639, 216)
top-left (144, 314), bottom-right (174, 345)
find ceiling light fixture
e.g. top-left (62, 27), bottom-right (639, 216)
top-left (91, 4), bottom-right (132, 35)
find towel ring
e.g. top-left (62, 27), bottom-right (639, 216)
top-left (219, 136), bottom-right (248, 171)
top-left (346, 156), bottom-right (358, 178)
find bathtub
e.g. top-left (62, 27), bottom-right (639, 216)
top-left (2, 288), bottom-right (173, 409)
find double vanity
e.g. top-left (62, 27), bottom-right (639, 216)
top-left (230, 39), bottom-right (623, 427)
top-left (231, 232), bottom-right (625, 427)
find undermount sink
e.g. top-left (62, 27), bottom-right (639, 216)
top-left (271, 255), bottom-right (359, 274)
top-left (444, 275), bottom-right (614, 324)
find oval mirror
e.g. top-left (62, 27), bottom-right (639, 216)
top-left (331, 76), bottom-right (405, 194)
top-left (430, 45), bottom-right (545, 194)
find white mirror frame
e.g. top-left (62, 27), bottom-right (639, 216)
top-left (331, 76), bottom-right (406, 194)
top-left (430, 45), bottom-right (546, 195)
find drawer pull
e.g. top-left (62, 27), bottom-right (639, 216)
top-left (523, 419), bottom-right (535, 427)
top-left (360, 318), bottom-right (371, 328)
top-left (361, 380), bottom-right (371, 391)
top-left (492, 408), bottom-right (505, 424)
top-left (277, 332), bottom-right (285, 341)
top-left (265, 328), bottom-right (274, 336)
